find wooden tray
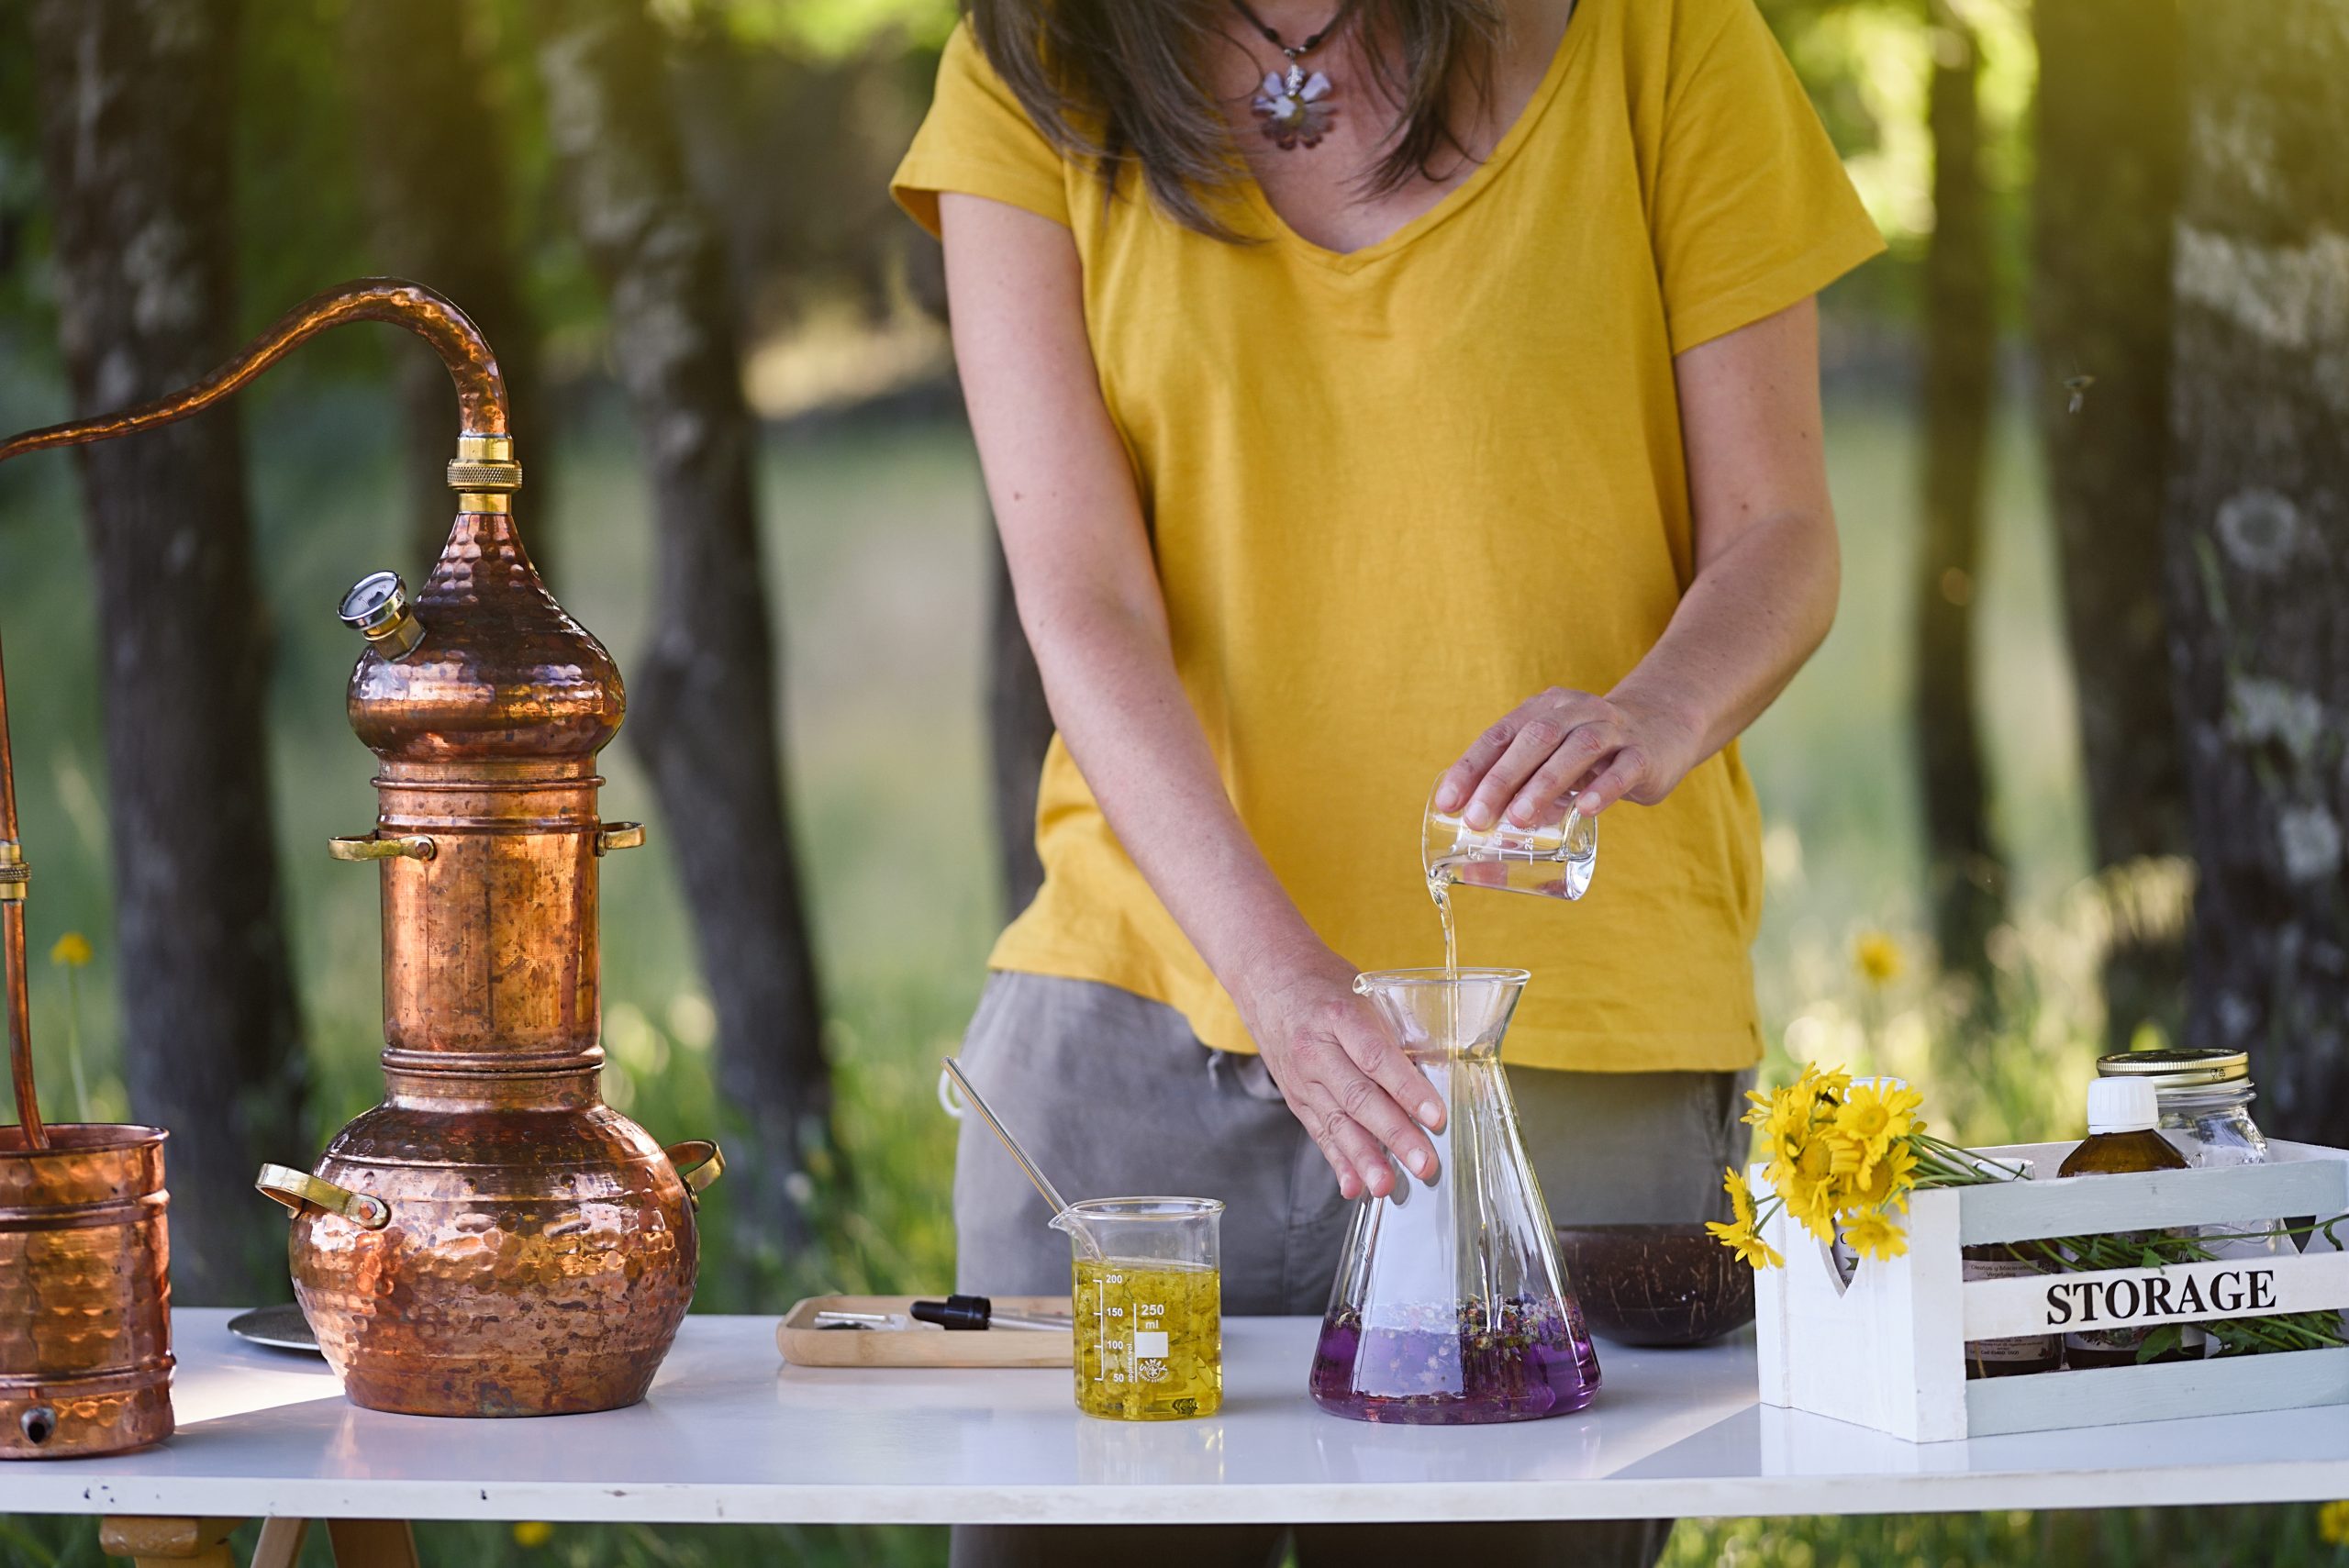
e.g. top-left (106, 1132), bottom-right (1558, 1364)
top-left (776, 1295), bottom-right (1074, 1368)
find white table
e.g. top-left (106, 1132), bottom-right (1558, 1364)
top-left (10, 1307), bottom-right (2349, 1536)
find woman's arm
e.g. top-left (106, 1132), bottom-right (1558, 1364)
top-left (1434, 297), bottom-right (1841, 828)
top-left (941, 192), bottom-right (1442, 1200)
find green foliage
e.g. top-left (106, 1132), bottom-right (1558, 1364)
top-left (664, 0), bottom-right (960, 58)
top-left (1668, 1507), bottom-right (2349, 1568)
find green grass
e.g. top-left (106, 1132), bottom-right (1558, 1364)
top-left (0, 370), bottom-right (2327, 1564)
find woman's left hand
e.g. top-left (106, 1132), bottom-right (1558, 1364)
top-left (1433, 686), bottom-right (1702, 830)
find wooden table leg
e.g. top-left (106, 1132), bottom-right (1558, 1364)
top-left (249, 1518), bottom-right (308, 1568)
top-left (100, 1515), bottom-right (417, 1568)
top-left (324, 1519), bottom-right (420, 1568)
top-left (97, 1518), bottom-right (242, 1568)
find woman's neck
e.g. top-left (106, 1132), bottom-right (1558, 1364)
top-left (1237, 0), bottom-right (1352, 35)
top-left (1212, 0), bottom-right (1575, 253)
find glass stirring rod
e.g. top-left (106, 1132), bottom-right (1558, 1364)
top-left (941, 1056), bottom-right (1094, 1256)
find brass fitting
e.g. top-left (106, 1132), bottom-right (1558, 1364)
top-left (0, 840), bottom-right (23, 903)
top-left (449, 431), bottom-right (522, 510)
top-left (328, 834), bottom-right (437, 863)
top-left (594, 822), bottom-right (646, 856)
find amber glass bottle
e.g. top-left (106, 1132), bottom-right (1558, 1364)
top-left (2057, 1078), bottom-right (2190, 1370)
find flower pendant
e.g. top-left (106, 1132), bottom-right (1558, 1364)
top-left (1251, 64), bottom-right (1335, 150)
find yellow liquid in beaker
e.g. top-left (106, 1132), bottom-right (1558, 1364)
top-left (1071, 1257), bottom-right (1222, 1420)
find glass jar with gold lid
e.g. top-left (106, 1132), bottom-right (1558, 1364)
top-left (2095, 1048), bottom-right (2266, 1169)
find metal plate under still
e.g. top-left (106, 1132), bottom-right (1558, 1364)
top-left (227, 1303), bottom-right (322, 1356)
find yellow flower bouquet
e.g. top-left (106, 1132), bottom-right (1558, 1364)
top-left (1708, 1064), bottom-right (2002, 1272)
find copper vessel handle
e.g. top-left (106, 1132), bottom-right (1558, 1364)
top-left (328, 834), bottom-right (437, 863)
top-left (0, 279), bottom-right (510, 468)
top-left (596, 822), bottom-right (646, 855)
top-left (664, 1140), bottom-right (725, 1202)
top-left (255, 1163), bottom-right (394, 1230)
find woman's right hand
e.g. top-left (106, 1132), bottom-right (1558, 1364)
top-left (1238, 942), bottom-right (1446, 1200)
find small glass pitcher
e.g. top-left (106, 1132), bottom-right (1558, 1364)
top-left (1423, 783), bottom-right (1597, 902)
top-left (1052, 1197), bottom-right (1224, 1421)
top-left (1309, 968), bottom-right (1600, 1424)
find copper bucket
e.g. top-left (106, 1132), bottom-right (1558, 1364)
top-left (0, 634), bottom-right (173, 1460)
top-left (0, 1125), bottom-right (173, 1458)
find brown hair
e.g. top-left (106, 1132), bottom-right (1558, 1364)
top-left (965, 0), bottom-right (1506, 238)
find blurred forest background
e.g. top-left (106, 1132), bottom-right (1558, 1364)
top-left (1, 0), bottom-right (2345, 1563)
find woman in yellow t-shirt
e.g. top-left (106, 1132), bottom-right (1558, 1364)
top-left (897, 0), bottom-right (1876, 1551)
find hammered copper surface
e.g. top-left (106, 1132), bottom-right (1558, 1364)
top-left (0, 279), bottom-right (708, 1420)
top-left (296, 1070), bottom-right (694, 1417)
top-left (0, 1126), bottom-right (173, 1458)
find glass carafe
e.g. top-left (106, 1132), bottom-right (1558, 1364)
top-left (1309, 968), bottom-right (1600, 1424)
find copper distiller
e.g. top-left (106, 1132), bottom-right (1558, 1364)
top-left (0, 634), bottom-right (173, 1459)
top-left (0, 279), bottom-right (721, 1418)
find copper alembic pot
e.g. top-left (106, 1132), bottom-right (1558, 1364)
top-left (0, 279), bottom-right (720, 1418)
top-left (0, 632), bottom-right (174, 1459)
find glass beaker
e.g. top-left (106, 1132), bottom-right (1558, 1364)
top-left (1309, 969), bottom-right (1600, 1425)
top-left (1052, 1197), bottom-right (1224, 1421)
top-left (1423, 783), bottom-right (1597, 903)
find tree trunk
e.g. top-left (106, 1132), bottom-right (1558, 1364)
top-left (1911, 0), bottom-right (2003, 983)
top-left (2165, 0), bottom-right (2349, 1144)
top-left (2032, 0), bottom-right (2188, 1046)
top-left (533, 0), bottom-right (829, 1273)
top-left (343, 0), bottom-right (553, 584)
top-left (985, 525), bottom-right (1052, 919)
top-left (26, 0), bottom-right (306, 1306)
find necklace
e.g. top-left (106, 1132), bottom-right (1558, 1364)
top-left (1233, 0), bottom-right (1350, 150)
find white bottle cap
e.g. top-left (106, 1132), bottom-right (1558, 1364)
top-left (2087, 1076), bottom-right (2160, 1135)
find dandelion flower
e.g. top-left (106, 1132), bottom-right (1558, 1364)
top-left (1842, 1207), bottom-right (1909, 1262)
top-left (512, 1521), bottom-right (553, 1549)
top-left (1842, 1139), bottom-right (1918, 1213)
top-left (1854, 931), bottom-right (1902, 986)
top-left (1777, 1141), bottom-right (1842, 1241)
top-left (1722, 1166), bottom-right (1756, 1230)
top-left (1706, 1217), bottom-right (1785, 1270)
top-left (2319, 1500), bottom-right (2349, 1546)
top-left (50, 931), bottom-right (93, 968)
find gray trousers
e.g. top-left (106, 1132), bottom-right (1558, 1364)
top-left (949, 972), bottom-right (1749, 1568)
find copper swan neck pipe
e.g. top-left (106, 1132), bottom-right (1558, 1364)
top-left (0, 276), bottom-right (511, 464)
top-left (0, 275), bottom-right (520, 1151)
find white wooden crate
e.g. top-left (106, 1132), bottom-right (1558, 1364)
top-left (1753, 1139), bottom-right (2349, 1441)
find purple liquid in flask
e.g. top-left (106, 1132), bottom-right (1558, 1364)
top-left (1309, 969), bottom-right (1601, 1425)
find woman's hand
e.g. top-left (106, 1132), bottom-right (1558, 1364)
top-left (1434, 685), bottom-right (1703, 831)
top-left (1237, 941), bottom-right (1445, 1201)
top-left (1438, 300), bottom-right (1845, 836)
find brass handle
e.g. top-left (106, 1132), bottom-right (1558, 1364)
top-left (596, 822), bottom-right (645, 855)
top-left (328, 833), bottom-right (435, 862)
top-left (664, 1140), bottom-right (724, 1207)
top-left (255, 1163), bottom-right (393, 1230)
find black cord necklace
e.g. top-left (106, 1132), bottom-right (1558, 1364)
top-left (1233, 0), bottom-right (1353, 150)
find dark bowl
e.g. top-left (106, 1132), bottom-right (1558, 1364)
top-left (1556, 1222), bottom-right (1756, 1348)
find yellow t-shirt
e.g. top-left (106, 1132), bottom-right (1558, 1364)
top-left (893, 0), bottom-right (1883, 1072)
